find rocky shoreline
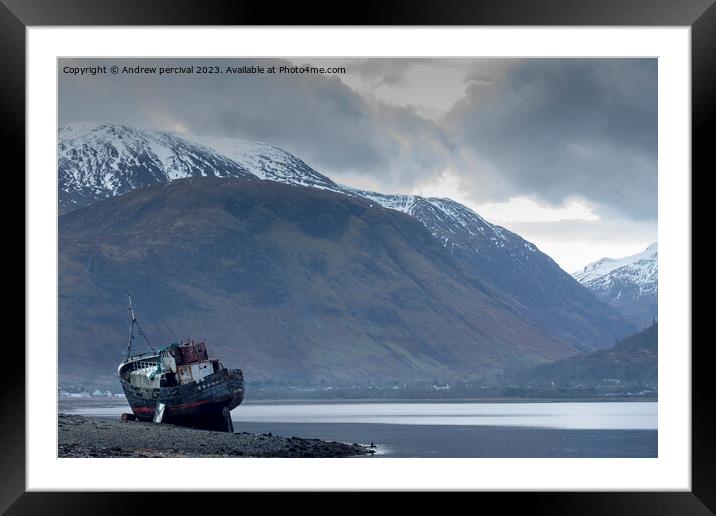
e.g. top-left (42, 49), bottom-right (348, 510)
top-left (58, 414), bottom-right (375, 458)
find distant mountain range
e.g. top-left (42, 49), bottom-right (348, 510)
top-left (58, 123), bottom-right (636, 389)
top-left (573, 244), bottom-right (658, 329)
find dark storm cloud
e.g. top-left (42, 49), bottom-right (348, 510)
top-left (59, 57), bottom-right (452, 191)
top-left (333, 58), bottom-right (425, 87)
top-left (332, 58), bottom-right (515, 88)
top-left (59, 58), bottom-right (657, 219)
top-left (445, 59), bottom-right (657, 220)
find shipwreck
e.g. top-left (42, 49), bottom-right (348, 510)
top-left (117, 296), bottom-right (244, 432)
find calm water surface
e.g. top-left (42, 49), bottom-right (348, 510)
top-left (63, 400), bottom-right (657, 457)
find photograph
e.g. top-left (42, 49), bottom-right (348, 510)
top-left (57, 57), bottom-right (659, 459)
top-left (6, 5), bottom-right (707, 508)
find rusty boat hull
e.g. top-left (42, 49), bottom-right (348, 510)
top-left (120, 366), bottom-right (244, 431)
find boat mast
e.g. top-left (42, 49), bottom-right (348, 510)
top-left (126, 295), bottom-right (155, 360)
top-left (126, 295), bottom-right (135, 360)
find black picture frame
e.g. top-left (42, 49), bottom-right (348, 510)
top-left (4, 0), bottom-right (710, 513)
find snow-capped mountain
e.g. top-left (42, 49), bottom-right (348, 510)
top-left (58, 124), bottom-right (349, 214)
top-left (345, 188), bottom-right (539, 258)
top-left (58, 123), bottom-right (634, 352)
top-left (574, 243), bottom-right (658, 287)
top-left (193, 136), bottom-right (343, 194)
top-left (58, 124), bottom-right (256, 213)
top-left (58, 123), bottom-right (547, 281)
top-left (573, 243), bottom-right (658, 328)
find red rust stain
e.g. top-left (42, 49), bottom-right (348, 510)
top-left (132, 398), bottom-right (220, 414)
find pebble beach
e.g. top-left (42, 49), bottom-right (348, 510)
top-left (58, 414), bottom-right (375, 458)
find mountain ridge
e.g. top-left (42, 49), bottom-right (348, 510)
top-left (57, 124), bottom-right (637, 387)
top-left (59, 123), bottom-right (257, 213)
top-left (59, 123), bottom-right (636, 350)
top-left (344, 186), bottom-right (634, 352)
top-left (500, 322), bottom-right (658, 396)
top-left (573, 244), bottom-right (658, 328)
top-left (59, 177), bottom-right (582, 388)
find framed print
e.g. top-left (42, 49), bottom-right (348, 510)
top-left (5, 0), bottom-right (712, 513)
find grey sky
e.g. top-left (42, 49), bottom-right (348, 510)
top-left (58, 57), bottom-right (657, 271)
